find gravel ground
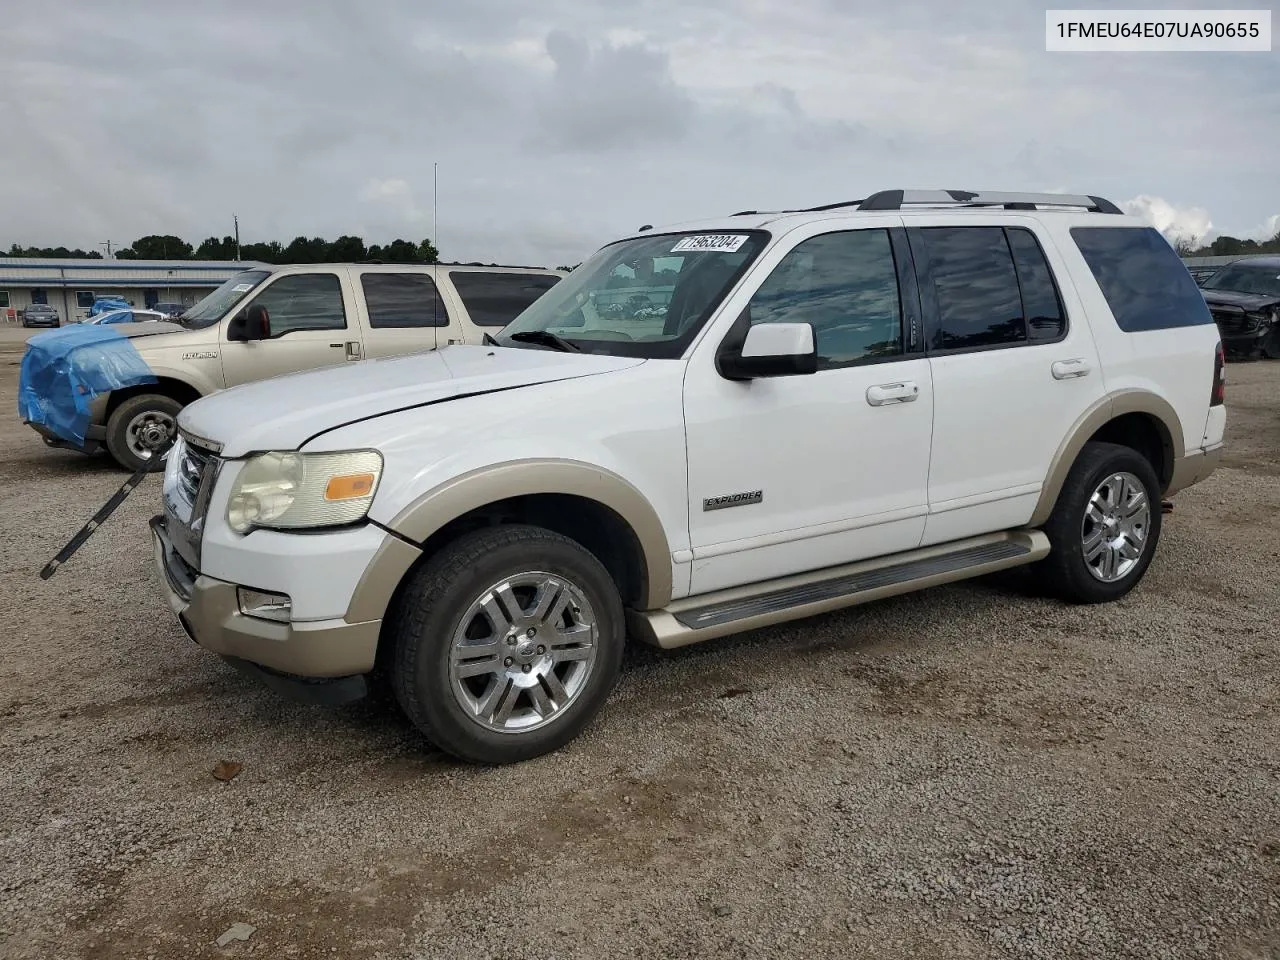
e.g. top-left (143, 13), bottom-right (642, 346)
top-left (1, 344), bottom-right (1277, 960)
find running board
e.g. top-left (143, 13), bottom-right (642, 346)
top-left (630, 530), bottom-right (1050, 649)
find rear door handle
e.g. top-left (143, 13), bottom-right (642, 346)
top-left (1051, 358), bottom-right (1091, 380)
top-left (866, 381), bottom-right (920, 406)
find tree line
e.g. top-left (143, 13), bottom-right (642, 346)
top-left (1173, 230), bottom-right (1280, 258)
top-left (4, 234), bottom-right (440, 264)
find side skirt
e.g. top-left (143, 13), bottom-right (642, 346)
top-left (629, 530), bottom-right (1050, 649)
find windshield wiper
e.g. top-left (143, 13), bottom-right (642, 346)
top-left (506, 330), bottom-right (581, 353)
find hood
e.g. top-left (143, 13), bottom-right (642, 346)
top-left (1200, 289), bottom-right (1280, 312)
top-left (178, 343), bottom-right (646, 457)
top-left (91, 320), bottom-right (188, 339)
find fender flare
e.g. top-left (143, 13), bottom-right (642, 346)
top-left (345, 458), bottom-right (675, 624)
top-left (1027, 389), bottom-right (1184, 527)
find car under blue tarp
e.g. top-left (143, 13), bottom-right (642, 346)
top-left (17, 324), bottom-right (157, 447)
top-left (88, 297), bottom-right (132, 317)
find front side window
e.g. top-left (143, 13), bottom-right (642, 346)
top-left (361, 273), bottom-right (445, 328)
top-left (250, 273), bottom-right (346, 336)
top-left (920, 226), bottom-right (1026, 350)
top-left (745, 229), bottom-right (903, 369)
top-left (450, 271), bottom-right (562, 327)
top-left (496, 230), bottom-right (769, 358)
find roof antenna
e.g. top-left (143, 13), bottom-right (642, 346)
top-left (431, 161), bottom-right (441, 326)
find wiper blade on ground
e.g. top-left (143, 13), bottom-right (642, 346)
top-left (506, 330), bottom-right (581, 352)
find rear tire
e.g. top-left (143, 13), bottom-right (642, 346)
top-left (1033, 441), bottom-right (1163, 604)
top-left (104, 394), bottom-right (182, 472)
top-left (389, 524), bottom-right (626, 764)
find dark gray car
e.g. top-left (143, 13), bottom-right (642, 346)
top-left (21, 304), bottom-right (60, 328)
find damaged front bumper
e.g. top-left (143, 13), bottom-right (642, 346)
top-left (149, 514), bottom-right (379, 705)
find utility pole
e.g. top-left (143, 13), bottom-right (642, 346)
top-left (99, 241), bottom-right (116, 258)
top-left (234, 215), bottom-right (241, 261)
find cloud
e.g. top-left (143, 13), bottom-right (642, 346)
top-left (1121, 195), bottom-right (1214, 246)
top-left (0, 0), bottom-right (1274, 266)
top-left (1246, 213), bottom-right (1280, 243)
top-left (359, 179), bottom-right (412, 203)
top-left (525, 31), bottom-right (696, 154)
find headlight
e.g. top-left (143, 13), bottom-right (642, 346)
top-left (226, 449), bottom-right (383, 534)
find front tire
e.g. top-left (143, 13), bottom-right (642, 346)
top-left (1261, 327), bottom-right (1280, 360)
top-left (104, 394), bottom-right (182, 472)
top-left (389, 524), bottom-right (626, 764)
top-left (1034, 441), bottom-right (1163, 604)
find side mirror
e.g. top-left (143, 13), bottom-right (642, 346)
top-left (228, 304), bottom-right (270, 341)
top-left (718, 322), bottom-right (818, 380)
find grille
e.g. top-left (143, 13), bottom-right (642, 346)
top-left (176, 440), bottom-right (214, 505)
top-left (1210, 308), bottom-right (1256, 336)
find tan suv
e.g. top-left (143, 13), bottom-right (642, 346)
top-left (19, 262), bottom-right (565, 471)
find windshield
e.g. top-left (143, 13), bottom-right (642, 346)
top-left (494, 230), bottom-right (769, 358)
top-left (1202, 263), bottom-right (1280, 298)
top-left (179, 270), bottom-right (273, 328)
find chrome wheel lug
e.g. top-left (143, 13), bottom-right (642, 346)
top-left (521, 664), bottom-right (531, 673)
top-left (504, 657), bottom-right (513, 667)
top-left (536, 645), bottom-right (545, 655)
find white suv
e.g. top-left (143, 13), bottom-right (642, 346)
top-left (150, 189), bottom-right (1227, 764)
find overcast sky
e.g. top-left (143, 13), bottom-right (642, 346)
top-left (1, 0), bottom-right (1276, 266)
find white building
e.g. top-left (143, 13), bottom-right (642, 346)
top-left (0, 257), bottom-right (265, 323)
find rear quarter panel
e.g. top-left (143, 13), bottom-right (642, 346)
top-left (1041, 216), bottom-right (1221, 456)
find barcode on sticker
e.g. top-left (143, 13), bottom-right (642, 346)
top-left (671, 234), bottom-right (748, 253)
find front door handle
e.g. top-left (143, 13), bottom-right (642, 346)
top-left (866, 381), bottom-right (920, 406)
top-left (345, 340), bottom-right (362, 361)
top-left (1051, 358), bottom-right (1091, 380)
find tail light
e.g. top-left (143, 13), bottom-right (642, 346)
top-left (1210, 342), bottom-right (1225, 406)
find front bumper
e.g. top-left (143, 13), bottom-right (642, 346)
top-left (150, 514), bottom-right (381, 704)
top-left (26, 419), bottom-right (106, 454)
top-left (1214, 319), bottom-right (1276, 357)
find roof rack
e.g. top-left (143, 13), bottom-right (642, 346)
top-left (729, 190), bottom-right (1124, 218)
top-left (854, 189), bottom-right (1123, 214)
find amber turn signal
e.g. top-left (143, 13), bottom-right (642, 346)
top-left (324, 473), bottom-right (376, 501)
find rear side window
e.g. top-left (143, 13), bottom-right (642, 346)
top-left (361, 273), bottom-right (445, 328)
top-left (1070, 226), bottom-right (1213, 332)
top-left (450, 272), bottom-right (562, 327)
top-left (1006, 228), bottom-right (1067, 341)
top-left (920, 226), bottom-right (1026, 350)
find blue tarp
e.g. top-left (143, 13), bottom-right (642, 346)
top-left (88, 297), bottom-right (132, 317)
top-left (18, 325), bottom-right (157, 446)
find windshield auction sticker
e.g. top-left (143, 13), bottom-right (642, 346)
top-left (671, 234), bottom-right (749, 253)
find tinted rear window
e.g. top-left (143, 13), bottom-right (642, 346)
top-left (450, 272), bottom-right (562, 327)
top-left (1070, 226), bottom-right (1213, 332)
